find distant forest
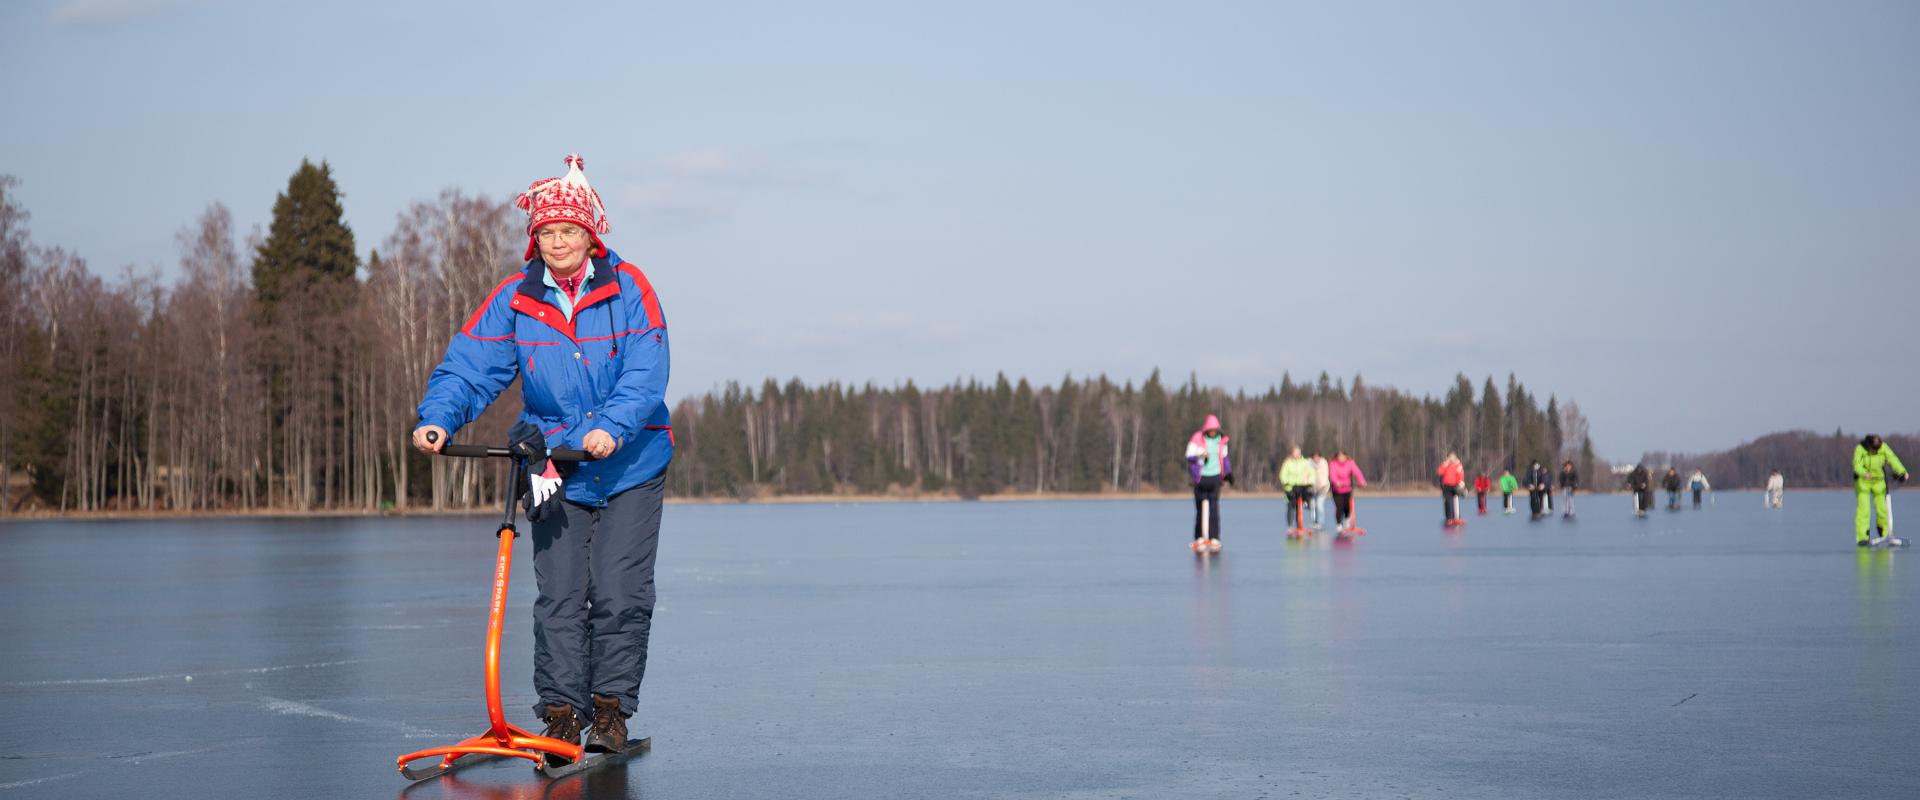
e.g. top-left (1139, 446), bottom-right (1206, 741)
top-left (667, 371), bottom-right (1598, 499)
top-left (10, 164), bottom-right (1889, 512)
top-left (1641, 431), bottom-right (1918, 491)
top-left (0, 166), bottom-right (1611, 512)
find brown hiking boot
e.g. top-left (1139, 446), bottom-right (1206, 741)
top-left (586, 694), bottom-right (628, 754)
top-left (540, 703), bottom-right (581, 766)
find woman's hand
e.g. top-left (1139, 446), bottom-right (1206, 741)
top-left (583, 429), bottom-right (618, 459)
top-left (412, 425), bottom-right (447, 454)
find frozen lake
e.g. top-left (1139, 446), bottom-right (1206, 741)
top-left (2, 490), bottom-right (1915, 799)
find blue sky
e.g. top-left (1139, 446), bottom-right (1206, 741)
top-left (3, 0), bottom-right (1916, 458)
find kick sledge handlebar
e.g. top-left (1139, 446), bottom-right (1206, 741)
top-left (424, 430), bottom-right (594, 462)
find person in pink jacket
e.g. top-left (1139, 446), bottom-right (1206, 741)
top-left (1183, 415), bottom-right (1233, 549)
top-left (1327, 450), bottom-right (1367, 534)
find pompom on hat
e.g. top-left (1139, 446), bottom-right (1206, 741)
top-left (516, 153), bottom-right (611, 261)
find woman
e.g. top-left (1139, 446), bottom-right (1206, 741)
top-left (1328, 450), bottom-right (1367, 533)
top-left (413, 154), bottom-right (672, 760)
top-left (1184, 415), bottom-right (1232, 550)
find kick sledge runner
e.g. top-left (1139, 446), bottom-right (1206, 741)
top-left (1281, 447), bottom-right (1316, 538)
top-left (1437, 453), bottom-right (1467, 528)
top-left (1329, 450), bottom-right (1368, 536)
top-left (404, 154), bottom-right (672, 781)
top-left (1854, 434), bottom-right (1909, 548)
top-left (1186, 415), bottom-right (1232, 553)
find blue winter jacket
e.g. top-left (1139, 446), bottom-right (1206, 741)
top-left (416, 250), bottom-right (672, 506)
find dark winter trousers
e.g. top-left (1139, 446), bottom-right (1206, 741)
top-left (1442, 485), bottom-right (1461, 522)
top-left (1693, 488), bottom-right (1703, 507)
top-left (1333, 491), bottom-right (1354, 526)
top-left (1192, 475), bottom-right (1223, 541)
top-left (1287, 486), bottom-right (1313, 528)
top-left (1476, 491), bottom-right (1487, 514)
top-left (530, 474), bottom-right (664, 724)
top-left (1529, 490), bottom-right (1545, 517)
top-left (1502, 492), bottom-right (1513, 512)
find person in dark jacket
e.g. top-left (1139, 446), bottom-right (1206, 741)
top-left (1558, 461), bottom-right (1578, 517)
top-left (1627, 464), bottom-right (1654, 517)
top-left (414, 154), bottom-right (670, 759)
top-left (1524, 461), bottom-right (1551, 519)
top-left (1662, 467), bottom-right (1683, 510)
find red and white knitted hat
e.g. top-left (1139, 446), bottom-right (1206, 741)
top-left (516, 153), bottom-right (610, 260)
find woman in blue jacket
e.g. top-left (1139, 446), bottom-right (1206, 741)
top-left (413, 154), bottom-right (671, 760)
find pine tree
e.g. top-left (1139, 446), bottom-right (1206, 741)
top-left (254, 159), bottom-right (358, 308)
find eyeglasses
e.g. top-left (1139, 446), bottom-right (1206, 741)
top-left (536, 227), bottom-right (589, 242)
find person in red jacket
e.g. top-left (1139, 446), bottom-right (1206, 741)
top-left (1436, 453), bottom-right (1467, 526)
top-left (1473, 473), bottom-right (1491, 515)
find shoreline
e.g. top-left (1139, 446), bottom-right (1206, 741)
top-left (0, 486), bottom-right (1868, 522)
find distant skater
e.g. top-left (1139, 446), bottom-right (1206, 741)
top-left (1663, 468), bottom-right (1683, 510)
top-left (1498, 469), bottom-right (1518, 515)
top-left (1627, 463), bottom-right (1654, 517)
top-left (1525, 460), bottom-right (1551, 519)
top-left (1310, 451), bottom-right (1332, 530)
top-left (1280, 447), bottom-right (1315, 532)
top-left (1764, 469), bottom-right (1784, 509)
top-left (1854, 434), bottom-right (1908, 546)
top-left (1559, 460), bottom-right (1578, 517)
top-left (1689, 469), bottom-right (1711, 508)
top-left (1474, 472), bottom-right (1491, 515)
top-left (1437, 452), bottom-right (1467, 526)
top-left (1329, 450), bottom-right (1368, 533)
top-left (1184, 415), bottom-right (1233, 550)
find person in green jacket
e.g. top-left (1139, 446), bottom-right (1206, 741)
top-left (1854, 434), bottom-right (1909, 545)
top-left (1280, 447), bottom-right (1316, 531)
top-left (1497, 469), bottom-right (1519, 515)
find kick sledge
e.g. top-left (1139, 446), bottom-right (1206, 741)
top-left (1191, 498), bottom-right (1222, 552)
top-left (1335, 495), bottom-right (1367, 538)
top-left (1861, 537), bottom-right (1909, 549)
top-left (1287, 495), bottom-right (1314, 539)
top-left (396, 433), bottom-right (643, 782)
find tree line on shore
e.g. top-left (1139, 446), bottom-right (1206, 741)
top-left (666, 371), bottom-right (1598, 499)
top-left (0, 163), bottom-right (1651, 513)
top-left (1640, 430), bottom-right (1917, 492)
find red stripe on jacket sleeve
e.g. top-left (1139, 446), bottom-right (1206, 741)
top-left (616, 262), bottom-right (667, 331)
top-left (460, 273), bottom-right (526, 338)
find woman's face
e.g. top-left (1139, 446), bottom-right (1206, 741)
top-left (536, 223), bottom-right (592, 274)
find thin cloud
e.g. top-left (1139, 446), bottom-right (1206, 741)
top-left (616, 146), bottom-right (820, 229)
top-left (51, 0), bottom-right (193, 26)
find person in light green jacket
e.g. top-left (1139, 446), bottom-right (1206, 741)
top-left (1497, 469), bottom-right (1519, 515)
top-left (1280, 447), bottom-right (1316, 530)
top-left (1854, 434), bottom-right (1909, 545)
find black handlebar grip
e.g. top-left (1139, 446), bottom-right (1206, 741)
top-left (441, 444), bottom-right (499, 458)
top-left (549, 448), bottom-right (592, 462)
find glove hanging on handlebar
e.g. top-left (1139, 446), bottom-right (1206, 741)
top-left (526, 460), bottom-right (564, 522)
